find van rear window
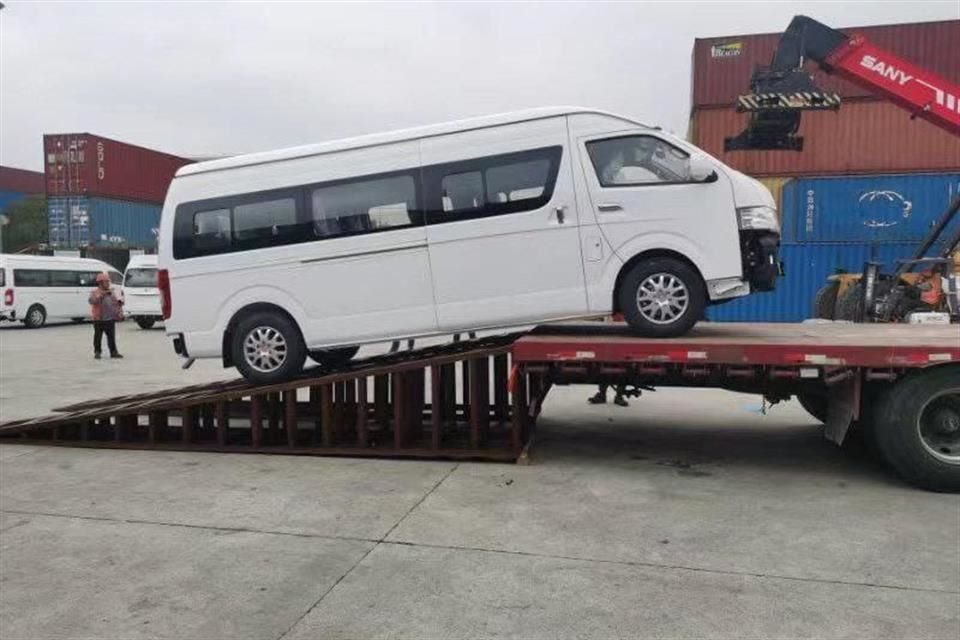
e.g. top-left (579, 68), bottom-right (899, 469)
top-left (125, 268), bottom-right (158, 288)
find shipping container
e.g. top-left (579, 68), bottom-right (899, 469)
top-left (692, 19), bottom-right (959, 109)
top-left (47, 196), bottom-right (161, 249)
top-left (708, 242), bottom-right (921, 322)
top-left (781, 173), bottom-right (960, 243)
top-left (43, 134), bottom-right (194, 204)
top-left (0, 190), bottom-right (35, 213)
top-left (691, 101), bottom-right (960, 177)
top-left (0, 165), bottom-right (44, 194)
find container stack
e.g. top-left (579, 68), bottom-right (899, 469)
top-left (688, 19), bottom-right (960, 322)
top-left (44, 134), bottom-right (194, 252)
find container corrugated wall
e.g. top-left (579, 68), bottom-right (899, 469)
top-left (781, 173), bottom-right (960, 243)
top-left (0, 190), bottom-right (33, 213)
top-left (43, 133), bottom-right (194, 204)
top-left (47, 196), bottom-right (161, 249)
top-left (691, 101), bottom-right (960, 177)
top-left (692, 20), bottom-right (959, 109)
top-left (708, 242), bottom-right (921, 322)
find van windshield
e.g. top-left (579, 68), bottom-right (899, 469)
top-left (124, 268), bottom-right (158, 288)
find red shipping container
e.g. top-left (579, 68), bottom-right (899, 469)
top-left (691, 101), bottom-right (960, 177)
top-left (692, 20), bottom-right (959, 110)
top-left (0, 165), bottom-right (44, 194)
top-left (43, 133), bottom-right (194, 204)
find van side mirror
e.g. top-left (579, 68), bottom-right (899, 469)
top-left (689, 155), bottom-right (718, 183)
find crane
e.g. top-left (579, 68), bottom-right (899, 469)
top-left (724, 15), bottom-right (960, 151)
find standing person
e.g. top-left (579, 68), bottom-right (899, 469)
top-left (89, 272), bottom-right (124, 359)
top-left (587, 312), bottom-right (628, 406)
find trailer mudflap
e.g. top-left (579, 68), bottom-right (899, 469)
top-left (823, 371), bottom-right (861, 445)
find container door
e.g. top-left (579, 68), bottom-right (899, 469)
top-left (575, 131), bottom-right (742, 287)
top-left (421, 118), bottom-right (587, 331)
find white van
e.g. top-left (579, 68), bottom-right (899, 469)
top-left (122, 254), bottom-right (162, 329)
top-left (158, 107), bottom-right (780, 383)
top-left (0, 254), bottom-right (122, 328)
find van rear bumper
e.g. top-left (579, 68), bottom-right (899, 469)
top-left (0, 310), bottom-right (15, 322)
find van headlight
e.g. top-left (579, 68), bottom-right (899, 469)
top-left (737, 206), bottom-right (779, 232)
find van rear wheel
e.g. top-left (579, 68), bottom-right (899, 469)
top-left (135, 318), bottom-right (156, 330)
top-left (24, 305), bottom-right (46, 329)
top-left (619, 258), bottom-right (705, 338)
top-left (232, 311), bottom-right (306, 384)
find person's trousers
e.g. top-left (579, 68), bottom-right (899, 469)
top-left (93, 320), bottom-right (118, 355)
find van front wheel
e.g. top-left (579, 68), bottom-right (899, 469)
top-left (619, 258), bottom-right (705, 338)
top-left (232, 311), bottom-right (306, 384)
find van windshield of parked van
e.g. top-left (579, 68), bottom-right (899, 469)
top-left (587, 136), bottom-right (691, 186)
top-left (125, 268), bottom-right (158, 288)
top-left (312, 175), bottom-right (417, 238)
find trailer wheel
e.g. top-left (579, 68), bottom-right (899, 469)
top-left (619, 258), bottom-right (705, 338)
top-left (309, 346), bottom-right (359, 369)
top-left (23, 304), bottom-right (46, 329)
top-left (874, 366), bottom-right (960, 492)
top-left (812, 282), bottom-right (839, 320)
top-left (796, 392), bottom-right (827, 423)
top-left (232, 311), bottom-right (306, 384)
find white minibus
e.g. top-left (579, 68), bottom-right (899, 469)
top-left (0, 255), bottom-right (122, 328)
top-left (159, 107), bottom-right (781, 383)
top-left (122, 254), bottom-right (162, 329)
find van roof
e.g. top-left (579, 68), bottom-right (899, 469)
top-left (177, 107), bottom-right (650, 177)
top-left (0, 254), bottom-right (119, 270)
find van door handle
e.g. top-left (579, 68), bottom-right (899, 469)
top-left (554, 205), bottom-right (566, 224)
top-left (597, 203), bottom-right (623, 212)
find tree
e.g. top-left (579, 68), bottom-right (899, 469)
top-left (1, 195), bottom-right (47, 253)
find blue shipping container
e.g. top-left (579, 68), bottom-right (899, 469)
top-left (0, 189), bottom-right (30, 213)
top-left (48, 196), bottom-right (160, 249)
top-left (781, 173), bottom-right (960, 244)
top-left (708, 242), bottom-right (922, 323)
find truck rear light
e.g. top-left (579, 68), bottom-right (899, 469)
top-left (3, 289), bottom-right (12, 306)
top-left (158, 269), bottom-right (171, 319)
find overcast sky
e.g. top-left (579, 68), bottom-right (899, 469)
top-left (1, 1), bottom-right (957, 171)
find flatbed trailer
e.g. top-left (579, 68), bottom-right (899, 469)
top-left (2, 322), bottom-right (957, 491)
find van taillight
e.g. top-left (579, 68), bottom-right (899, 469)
top-left (158, 269), bottom-right (171, 319)
top-left (3, 289), bottom-right (12, 306)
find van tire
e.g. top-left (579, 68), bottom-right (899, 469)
top-left (24, 305), bottom-right (46, 329)
top-left (309, 346), bottom-right (359, 369)
top-left (135, 318), bottom-right (157, 330)
top-left (231, 311), bottom-right (306, 384)
top-left (619, 258), bottom-right (705, 338)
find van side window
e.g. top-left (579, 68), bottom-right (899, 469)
top-left (13, 269), bottom-right (51, 286)
top-left (50, 271), bottom-right (79, 287)
top-left (311, 174), bottom-right (419, 239)
top-left (193, 209), bottom-right (232, 254)
top-left (234, 198), bottom-right (297, 242)
top-left (425, 146), bottom-right (562, 222)
top-left (586, 136), bottom-right (691, 187)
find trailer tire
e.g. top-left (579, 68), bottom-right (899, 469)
top-left (873, 366), bottom-right (960, 492)
top-left (309, 346), bottom-right (359, 369)
top-left (619, 258), bottom-right (705, 338)
top-left (834, 283), bottom-right (863, 322)
top-left (232, 311), bottom-right (306, 384)
top-left (796, 392), bottom-right (827, 423)
top-left (812, 282), bottom-right (839, 320)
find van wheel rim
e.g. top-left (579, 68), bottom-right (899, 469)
top-left (636, 273), bottom-right (688, 324)
top-left (29, 309), bottom-right (43, 325)
top-left (917, 389), bottom-right (960, 464)
top-left (243, 326), bottom-right (288, 373)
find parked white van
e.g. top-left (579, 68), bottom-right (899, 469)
top-left (0, 254), bottom-right (122, 328)
top-left (158, 107), bottom-right (780, 383)
top-left (122, 254), bottom-right (162, 329)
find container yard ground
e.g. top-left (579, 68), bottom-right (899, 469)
top-left (1, 324), bottom-right (958, 639)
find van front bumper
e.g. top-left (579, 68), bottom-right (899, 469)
top-left (741, 231), bottom-right (781, 292)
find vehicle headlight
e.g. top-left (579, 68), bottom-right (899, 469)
top-left (737, 206), bottom-right (779, 232)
